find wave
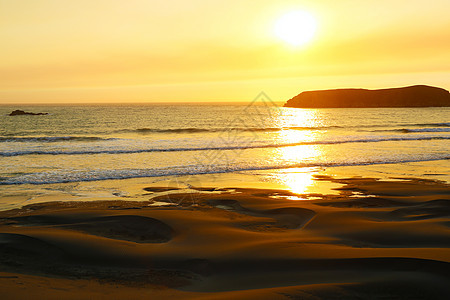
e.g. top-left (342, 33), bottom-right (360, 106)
top-left (117, 125), bottom-right (343, 134)
top-left (122, 123), bottom-right (450, 134)
top-left (3, 123), bottom-right (448, 138)
top-left (1, 135), bottom-right (448, 157)
top-left (106, 123), bottom-right (450, 134)
top-left (412, 122), bottom-right (450, 127)
top-left (129, 128), bottom-right (211, 134)
top-left (1, 156), bottom-right (448, 185)
top-left (368, 128), bottom-right (450, 133)
top-left (0, 136), bottom-right (116, 143)
top-left (360, 122), bottom-right (450, 128)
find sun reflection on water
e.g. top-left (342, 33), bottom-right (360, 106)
top-left (269, 108), bottom-right (326, 195)
top-left (274, 108), bottom-right (325, 129)
top-left (275, 168), bottom-right (316, 195)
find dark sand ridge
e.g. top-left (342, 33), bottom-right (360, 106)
top-left (0, 176), bottom-right (449, 299)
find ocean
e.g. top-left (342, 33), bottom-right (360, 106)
top-left (0, 102), bottom-right (449, 208)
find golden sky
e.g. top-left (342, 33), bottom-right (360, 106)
top-left (1, 0), bottom-right (449, 103)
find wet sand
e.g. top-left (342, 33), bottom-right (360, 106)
top-left (0, 175), bottom-right (449, 299)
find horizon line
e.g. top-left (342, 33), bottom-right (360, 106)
top-left (0, 101), bottom-right (286, 106)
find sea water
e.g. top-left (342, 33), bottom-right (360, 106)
top-left (0, 103), bottom-right (449, 207)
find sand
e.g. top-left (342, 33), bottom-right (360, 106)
top-left (0, 175), bottom-right (449, 299)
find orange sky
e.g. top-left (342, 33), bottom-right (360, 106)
top-left (1, 0), bottom-right (449, 103)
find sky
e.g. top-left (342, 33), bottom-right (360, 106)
top-left (1, 0), bottom-right (449, 103)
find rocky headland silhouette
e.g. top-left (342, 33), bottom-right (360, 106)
top-left (284, 85), bottom-right (450, 108)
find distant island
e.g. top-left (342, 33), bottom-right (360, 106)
top-left (8, 110), bottom-right (48, 116)
top-left (284, 85), bottom-right (450, 108)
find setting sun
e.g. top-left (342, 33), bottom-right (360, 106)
top-left (274, 10), bottom-right (318, 46)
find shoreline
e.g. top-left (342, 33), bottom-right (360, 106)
top-left (1, 160), bottom-right (449, 212)
top-left (0, 174), bottom-right (449, 299)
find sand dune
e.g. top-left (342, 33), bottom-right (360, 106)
top-left (0, 176), bottom-right (449, 299)
top-left (8, 214), bottom-right (174, 243)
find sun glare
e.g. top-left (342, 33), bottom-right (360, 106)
top-left (274, 10), bottom-right (317, 46)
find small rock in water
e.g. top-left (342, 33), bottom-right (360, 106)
top-left (8, 110), bottom-right (49, 116)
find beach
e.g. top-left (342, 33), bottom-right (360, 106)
top-left (1, 169), bottom-right (449, 299)
top-left (3, 0), bottom-right (450, 298)
top-left (1, 104), bottom-right (449, 298)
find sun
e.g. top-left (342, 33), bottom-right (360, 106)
top-left (274, 10), bottom-right (317, 46)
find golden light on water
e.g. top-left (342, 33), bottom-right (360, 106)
top-left (275, 168), bottom-right (316, 195)
top-left (278, 143), bottom-right (318, 163)
top-left (278, 129), bottom-right (315, 144)
top-left (273, 143), bottom-right (320, 195)
top-left (270, 145), bottom-right (338, 196)
top-left (275, 108), bottom-right (323, 129)
top-left (274, 108), bottom-right (323, 147)
top-left (266, 108), bottom-right (325, 195)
